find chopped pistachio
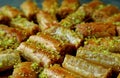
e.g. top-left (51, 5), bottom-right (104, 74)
top-left (102, 50), bottom-right (109, 55)
top-left (39, 72), bottom-right (48, 78)
top-left (113, 22), bottom-right (120, 26)
top-left (31, 62), bottom-right (39, 71)
top-left (0, 62), bottom-right (3, 68)
top-left (11, 16), bottom-right (36, 29)
top-left (60, 6), bottom-right (86, 29)
top-left (97, 4), bottom-right (105, 10)
top-left (0, 30), bottom-right (5, 36)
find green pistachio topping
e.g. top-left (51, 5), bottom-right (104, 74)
top-left (39, 72), bottom-right (48, 78)
top-left (0, 62), bottom-right (3, 68)
top-left (31, 62), bottom-right (39, 71)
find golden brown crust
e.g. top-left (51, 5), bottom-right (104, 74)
top-left (17, 42), bottom-right (60, 67)
top-left (0, 5), bottom-right (24, 18)
top-left (80, 0), bottom-right (104, 17)
top-left (76, 22), bottom-right (116, 38)
top-left (10, 16), bottom-right (40, 36)
top-left (28, 33), bottom-right (76, 55)
top-left (57, 0), bottom-right (80, 19)
top-left (40, 64), bottom-right (83, 78)
top-left (92, 5), bottom-right (120, 22)
top-left (83, 37), bottom-right (120, 53)
top-left (0, 49), bottom-right (21, 72)
top-left (11, 62), bottom-right (37, 78)
top-left (1, 0), bottom-right (120, 77)
top-left (106, 13), bottom-right (120, 23)
top-left (76, 47), bottom-right (120, 72)
top-left (59, 0), bottom-right (103, 29)
top-left (29, 33), bottom-right (64, 52)
top-left (42, 0), bottom-right (58, 17)
top-left (36, 10), bottom-right (57, 31)
top-left (105, 13), bottom-right (120, 36)
top-left (45, 26), bottom-right (82, 48)
top-left (0, 25), bottom-right (26, 42)
top-left (62, 55), bottom-right (112, 78)
top-left (20, 0), bottom-right (39, 20)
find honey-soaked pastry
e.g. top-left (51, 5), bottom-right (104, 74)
top-left (36, 10), bottom-right (57, 31)
top-left (76, 47), bottom-right (120, 72)
top-left (60, 0), bottom-right (103, 29)
top-left (28, 32), bottom-right (76, 55)
top-left (92, 5), bottom-right (120, 22)
top-left (17, 42), bottom-right (60, 67)
top-left (39, 64), bottom-right (84, 78)
top-left (0, 49), bottom-right (21, 72)
top-left (0, 24), bottom-right (27, 49)
top-left (59, 6), bottom-right (85, 29)
top-left (84, 36), bottom-right (120, 53)
top-left (80, 0), bottom-right (104, 18)
top-left (75, 22), bottom-right (116, 38)
top-left (10, 16), bottom-right (40, 36)
top-left (106, 13), bottom-right (120, 23)
top-left (20, 0), bottom-right (39, 20)
top-left (45, 26), bottom-right (82, 48)
top-left (62, 55), bottom-right (112, 78)
top-left (42, 0), bottom-right (58, 17)
top-left (105, 13), bottom-right (120, 36)
top-left (0, 5), bottom-right (24, 18)
top-left (0, 24), bottom-right (27, 42)
top-left (0, 0), bottom-right (120, 78)
top-left (11, 62), bottom-right (39, 78)
top-left (57, 0), bottom-right (80, 19)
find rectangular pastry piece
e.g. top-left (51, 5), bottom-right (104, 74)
top-left (42, 0), bottom-right (58, 17)
top-left (0, 5), bottom-right (24, 18)
top-left (0, 49), bottom-right (21, 72)
top-left (57, 0), bottom-right (80, 19)
top-left (59, 6), bottom-right (85, 29)
top-left (60, 0), bottom-right (103, 29)
top-left (11, 62), bottom-right (39, 78)
top-left (62, 55), bottom-right (112, 78)
top-left (10, 16), bottom-right (40, 36)
top-left (76, 47), bottom-right (120, 72)
top-left (75, 22), bottom-right (116, 38)
top-left (45, 26), bottom-right (82, 48)
top-left (106, 13), bottom-right (120, 23)
top-left (0, 24), bottom-right (27, 49)
top-left (92, 5), bottom-right (120, 22)
top-left (20, 0), bottom-right (39, 20)
top-left (36, 10), bottom-right (57, 31)
top-left (28, 33), bottom-right (76, 55)
top-left (39, 64), bottom-right (84, 78)
top-left (84, 37), bottom-right (120, 53)
top-left (17, 42), bottom-right (60, 67)
top-left (105, 13), bottom-right (120, 36)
